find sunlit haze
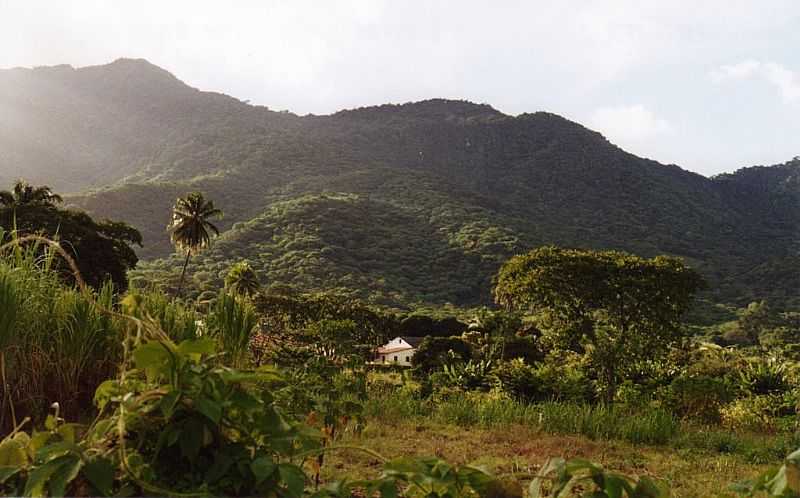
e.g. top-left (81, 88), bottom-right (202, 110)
top-left (2, 0), bottom-right (800, 175)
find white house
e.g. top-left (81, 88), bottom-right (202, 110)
top-left (375, 336), bottom-right (425, 366)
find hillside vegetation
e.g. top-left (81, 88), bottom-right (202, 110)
top-left (2, 59), bottom-right (799, 310)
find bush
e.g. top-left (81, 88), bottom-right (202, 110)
top-left (499, 335), bottom-right (543, 363)
top-left (411, 336), bottom-right (472, 376)
top-left (492, 357), bottom-right (594, 403)
top-left (738, 357), bottom-right (793, 396)
top-left (721, 394), bottom-right (787, 433)
top-left (491, 359), bottom-right (541, 401)
top-left (665, 374), bottom-right (736, 422)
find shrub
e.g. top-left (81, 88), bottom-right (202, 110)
top-left (491, 359), bottom-right (542, 401)
top-left (738, 357), bottom-right (793, 396)
top-left (492, 357), bottom-right (594, 403)
top-left (721, 394), bottom-right (786, 433)
top-left (441, 359), bottom-right (494, 391)
top-left (208, 291), bottom-right (258, 367)
top-left (411, 336), bottom-right (472, 376)
top-left (498, 335), bottom-right (543, 363)
top-left (665, 374), bottom-right (736, 422)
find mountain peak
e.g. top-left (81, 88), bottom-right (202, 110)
top-left (333, 98), bottom-right (505, 122)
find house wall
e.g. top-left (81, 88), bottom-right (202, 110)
top-left (378, 349), bottom-right (415, 366)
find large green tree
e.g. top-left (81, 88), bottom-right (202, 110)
top-left (168, 192), bottom-right (222, 296)
top-left (0, 182), bottom-right (141, 291)
top-left (494, 246), bottom-right (705, 401)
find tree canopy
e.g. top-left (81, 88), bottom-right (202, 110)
top-left (0, 185), bottom-right (142, 291)
top-left (494, 246), bottom-right (706, 400)
top-left (0, 180), bottom-right (63, 208)
top-left (168, 192), bottom-right (222, 295)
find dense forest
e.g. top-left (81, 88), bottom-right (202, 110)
top-left (1, 59), bottom-right (799, 314)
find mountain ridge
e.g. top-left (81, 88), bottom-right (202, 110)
top-left (1, 59), bottom-right (798, 311)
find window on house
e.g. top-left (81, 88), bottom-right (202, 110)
top-left (393, 356), bottom-right (398, 362)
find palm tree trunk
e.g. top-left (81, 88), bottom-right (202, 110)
top-left (177, 251), bottom-right (191, 297)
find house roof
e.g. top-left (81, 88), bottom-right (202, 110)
top-left (399, 336), bottom-right (425, 348)
top-left (376, 336), bottom-right (427, 354)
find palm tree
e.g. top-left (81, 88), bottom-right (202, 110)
top-left (168, 192), bottom-right (222, 296)
top-left (0, 180), bottom-right (63, 208)
top-left (225, 261), bottom-right (261, 298)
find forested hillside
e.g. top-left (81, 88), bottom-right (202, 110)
top-left (1, 59), bottom-right (798, 310)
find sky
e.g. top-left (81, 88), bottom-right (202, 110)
top-left (1, 0), bottom-right (799, 177)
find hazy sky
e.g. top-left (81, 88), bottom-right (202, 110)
top-left (2, 0), bottom-right (799, 176)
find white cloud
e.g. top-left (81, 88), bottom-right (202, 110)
top-left (711, 60), bottom-right (800, 103)
top-left (588, 105), bottom-right (672, 144)
top-left (711, 60), bottom-right (762, 81)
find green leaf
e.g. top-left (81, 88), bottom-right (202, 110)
top-left (35, 441), bottom-right (76, 463)
top-left (133, 341), bottom-right (173, 380)
top-left (56, 424), bottom-right (81, 444)
top-left (179, 418), bottom-right (204, 462)
top-left (83, 457), bottom-right (115, 496)
top-left (24, 456), bottom-right (68, 497)
top-left (206, 453), bottom-right (234, 484)
top-left (48, 455), bottom-right (82, 497)
top-left (251, 456), bottom-right (276, 486)
top-left (195, 397), bottom-right (223, 424)
top-left (0, 438), bottom-right (28, 467)
top-left (278, 463), bottom-right (306, 498)
top-left (159, 390), bottom-right (181, 419)
top-left (219, 365), bottom-right (283, 384)
top-left (0, 466), bottom-right (21, 484)
top-left (632, 476), bottom-right (668, 498)
top-left (376, 478), bottom-right (398, 498)
top-left (93, 380), bottom-right (119, 410)
top-left (178, 338), bottom-right (217, 358)
top-left (44, 415), bottom-right (57, 431)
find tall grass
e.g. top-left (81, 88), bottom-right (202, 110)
top-left (209, 291), bottom-right (258, 368)
top-left (366, 387), bottom-right (680, 446)
top-left (0, 231), bottom-right (125, 426)
top-left (125, 287), bottom-right (201, 342)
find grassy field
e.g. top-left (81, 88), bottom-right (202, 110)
top-left (323, 419), bottom-right (770, 498)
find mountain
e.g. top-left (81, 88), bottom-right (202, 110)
top-left (1, 59), bottom-right (798, 312)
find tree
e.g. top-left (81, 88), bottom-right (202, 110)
top-left (0, 180), bottom-right (63, 208)
top-left (0, 185), bottom-right (141, 291)
top-left (168, 192), bottom-right (222, 297)
top-left (411, 336), bottom-right (472, 376)
top-left (224, 261), bottom-right (261, 298)
top-left (494, 246), bottom-right (705, 401)
top-left (737, 300), bottom-right (773, 346)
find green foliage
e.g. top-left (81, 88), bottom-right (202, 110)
top-left (0, 189), bottom-right (142, 291)
top-left (491, 358), bottom-right (592, 403)
top-left (739, 357), bottom-right (793, 396)
top-left (442, 359), bottom-right (494, 391)
top-left (224, 260), bottom-right (261, 298)
top-left (412, 336), bottom-right (472, 376)
top-left (495, 246), bottom-right (706, 400)
top-left (121, 288), bottom-right (201, 342)
top-left (0, 243), bottom-right (122, 426)
top-left (7, 60), bottom-right (800, 311)
top-left (530, 457), bottom-right (668, 497)
top-left (665, 374), bottom-right (737, 422)
top-left (208, 291), bottom-right (258, 368)
top-left (168, 191), bottom-right (223, 295)
top-left (256, 289), bottom-right (396, 347)
top-left (0, 180), bottom-right (63, 208)
top-left (735, 447), bottom-right (800, 497)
